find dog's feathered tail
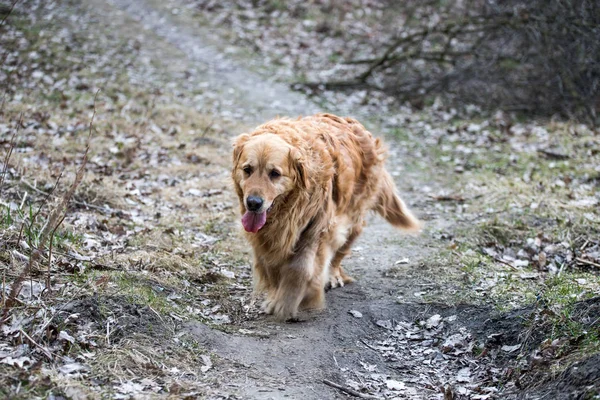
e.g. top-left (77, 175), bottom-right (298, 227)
top-left (374, 170), bottom-right (421, 231)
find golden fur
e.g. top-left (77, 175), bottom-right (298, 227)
top-left (232, 113), bottom-right (420, 321)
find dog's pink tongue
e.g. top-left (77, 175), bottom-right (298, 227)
top-left (242, 211), bottom-right (267, 233)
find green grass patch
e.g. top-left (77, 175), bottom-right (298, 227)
top-left (538, 276), bottom-right (600, 345)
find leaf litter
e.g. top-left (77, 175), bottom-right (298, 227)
top-left (1, 0), bottom-right (599, 399)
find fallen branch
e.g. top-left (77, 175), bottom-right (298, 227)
top-left (576, 257), bottom-right (600, 268)
top-left (352, 21), bottom-right (503, 82)
top-left (323, 379), bottom-right (381, 399)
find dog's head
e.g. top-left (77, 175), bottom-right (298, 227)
top-left (232, 132), bottom-right (307, 233)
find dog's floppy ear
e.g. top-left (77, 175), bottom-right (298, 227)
top-left (232, 133), bottom-right (250, 167)
top-left (289, 148), bottom-right (310, 189)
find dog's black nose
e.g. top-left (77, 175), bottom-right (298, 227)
top-left (246, 196), bottom-right (264, 211)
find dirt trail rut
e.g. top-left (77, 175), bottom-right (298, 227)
top-left (108, 0), bottom-right (320, 122)
top-left (91, 1), bottom-right (505, 398)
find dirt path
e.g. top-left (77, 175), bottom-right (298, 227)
top-left (90, 1), bottom-right (489, 398)
top-left (107, 0), bottom-right (320, 123)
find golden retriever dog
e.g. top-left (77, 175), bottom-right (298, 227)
top-left (231, 113), bottom-right (420, 321)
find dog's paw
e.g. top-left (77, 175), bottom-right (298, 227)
top-left (261, 298), bottom-right (275, 315)
top-left (271, 300), bottom-right (298, 322)
top-left (329, 274), bottom-right (345, 289)
top-left (329, 270), bottom-right (355, 289)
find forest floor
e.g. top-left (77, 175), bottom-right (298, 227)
top-left (1, 0), bottom-right (599, 399)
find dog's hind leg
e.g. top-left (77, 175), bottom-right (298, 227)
top-left (327, 225), bottom-right (362, 289)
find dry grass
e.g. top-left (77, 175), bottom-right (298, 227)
top-left (395, 116), bottom-right (600, 375)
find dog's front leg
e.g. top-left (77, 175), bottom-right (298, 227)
top-left (270, 243), bottom-right (317, 321)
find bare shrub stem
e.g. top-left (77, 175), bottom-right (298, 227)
top-left (0, 90), bottom-right (100, 327)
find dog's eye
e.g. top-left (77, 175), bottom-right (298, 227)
top-left (243, 166), bottom-right (253, 175)
top-left (269, 170), bottom-right (281, 179)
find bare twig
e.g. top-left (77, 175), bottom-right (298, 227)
top-left (323, 379), bottom-right (381, 399)
top-left (19, 328), bottom-right (53, 360)
top-left (201, 118), bottom-right (215, 137)
top-left (537, 149), bottom-right (570, 160)
top-left (0, 0), bottom-right (20, 27)
top-left (27, 170), bottom-right (64, 251)
top-left (493, 256), bottom-right (519, 271)
top-left (73, 199), bottom-right (115, 214)
top-left (33, 284), bottom-right (87, 340)
top-left (430, 194), bottom-right (466, 202)
top-left (0, 113), bottom-right (22, 195)
top-left (360, 339), bottom-right (381, 353)
top-left (46, 213), bottom-right (66, 294)
top-left (20, 178), bottom-right (116, 215)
